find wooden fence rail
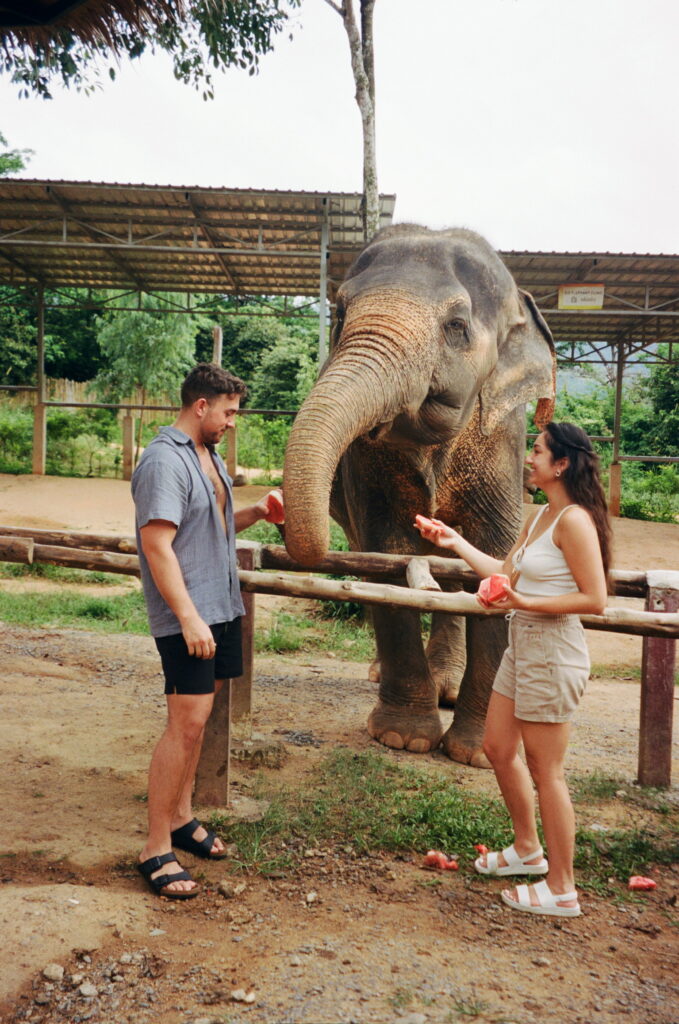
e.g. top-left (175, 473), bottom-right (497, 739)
top-left (0, 529), bottom-right (676, 790)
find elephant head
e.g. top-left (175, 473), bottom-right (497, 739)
top-left (283, 224), bottom-right (555, 566)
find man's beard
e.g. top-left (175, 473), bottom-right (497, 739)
top-left (200, 426), bottom-right (223, 448)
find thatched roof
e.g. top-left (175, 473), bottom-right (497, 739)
top-left (0, 0), bottom-right (184, 50)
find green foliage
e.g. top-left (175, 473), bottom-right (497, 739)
top-left (249, 336), bottom-right (316, 410)
top-left (0, 403), bottom-right (119, 476)
top-left (0, 287), bottom-right (104, 385)
top-left (0, 291), bottom-right (36, 383)
top-left (5, 1), bottom-right (301, 100)
top-left (530, 367), bottom-right (679, 522)
top-left (619, 463), bottom-right (679, 522)
top-left (645, 346), bottom-right (679, 457)
top-left (0, 130), bottom-right (32, 175)
top-left (92, 307), bottom-right (203, 404)
top-left (237, 413), bottom-right (291, 473)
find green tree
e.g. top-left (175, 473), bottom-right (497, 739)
top-left (0, 286), bottom-right (103, 384)
top-left (92, 308), bottom-right (205, 463)
top-left (645, 347), bottom-right (679, 457)
top-left (0, 291), bottom-right (36, 383)
top-left (2, 1), bottom-right (300, 100)
top-left (249, 335), bottom-right (316, 409)
top-left (0, 130), bottom-right (32, 175)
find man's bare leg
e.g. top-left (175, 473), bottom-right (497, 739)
top-left (171, 680), bottom-right (226, 855)
top-left (139, 692), bottom-right (215, 893)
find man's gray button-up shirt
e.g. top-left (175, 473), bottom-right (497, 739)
top-left (131, 426), bottom-right (245, 638)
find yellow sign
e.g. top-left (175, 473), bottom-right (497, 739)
top-left (558, 284), bottom-right (605, 310)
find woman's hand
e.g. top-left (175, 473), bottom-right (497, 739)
top-left (413, 514), bottom-right (460, 551)
top-left (476, 581), bottom-right (527, 611)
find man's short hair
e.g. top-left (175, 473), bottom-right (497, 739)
top-left (180, 363), bottom-right (248, 407)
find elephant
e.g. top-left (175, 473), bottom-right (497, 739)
top-left (282, 224), bottom-right (555, 766)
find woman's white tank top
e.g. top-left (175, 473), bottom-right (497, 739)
top-left (512, 504), bottom-right (579, 597)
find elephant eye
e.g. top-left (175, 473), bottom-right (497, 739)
top-left (443, 318), bottom-right (469, 345)
top-left (334, 303), bottom-right (346, 336)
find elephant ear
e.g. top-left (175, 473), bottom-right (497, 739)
top-left (479, 288), bottom-right (556, 437)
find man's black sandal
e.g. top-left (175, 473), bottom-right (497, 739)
top-left (137, 852), bottom-right (200, 899)
top-left (171, 818), bottom-right (227, 860)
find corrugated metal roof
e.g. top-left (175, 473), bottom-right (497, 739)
top-left (0, 179), bottom-right (677, 364)
top-left (500, 250), bottom-right (679, 364)
top-left (0, 178), bottom-right (396, 297)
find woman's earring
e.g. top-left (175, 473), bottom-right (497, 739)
top-left (555, 469), bottom-right (561, 478)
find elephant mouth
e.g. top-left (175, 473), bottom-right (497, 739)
top-left (367, 420), bottom-right (395, 441)
top-left (367, 394), bottom-right (466, 447)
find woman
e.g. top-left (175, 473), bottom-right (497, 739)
top-left (415, 422), bottom-right (611, 917)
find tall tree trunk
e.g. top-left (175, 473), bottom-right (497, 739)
top-left (325, 0), bottom-right (379, 241)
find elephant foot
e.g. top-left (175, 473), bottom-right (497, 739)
top-left (432, 673), bottom-right (459, 708)
top-left (367, 702), bottom-right (443, 753)
top-left (368, 658), bottom-right (381, 683)
top-left (440, 723), bottom-right (491, 769)
top-left (427, 658), bottom-right (464, 709)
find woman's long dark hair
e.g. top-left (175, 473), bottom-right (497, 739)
top-left (544, 421), bottom-right (613, 580)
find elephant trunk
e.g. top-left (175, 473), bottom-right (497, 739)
top-left (283, 291), bottom-right (437, 566)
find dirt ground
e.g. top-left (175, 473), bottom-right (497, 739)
top-left (0, 473), bottom-right (678, 1024)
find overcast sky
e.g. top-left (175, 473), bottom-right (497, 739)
top-left (1, 0), bottom-right (677, 254)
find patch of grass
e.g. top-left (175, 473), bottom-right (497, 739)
top-left (0, 562), bottom-right (125, 585)
top-left (0, 589), bottom-right (149, 633)
top-left (212, 749), bottom-right (511, 870)
top-left (572, 771), bottom-right (676, 813)
top-left (388, 986), bottom-right (414, 1010)
top-left (308, 615), bottom-right (375, 662)
top-left (254, 609), bottom-right (375, 661)
top-left (576, 826), bottom-right (679, 892)
top-left (255, 611), bottom-right (313, 653)
top-left (247, 474), bottom-right (283, 487)
top-left (571, 771), bottom-right (623, 803)
top-left (448, 987), bottom-right (489, 1019)
top-left (210, 750), bottom-right (679, 900)
top-left (238, 520), bottom-right (284, 545)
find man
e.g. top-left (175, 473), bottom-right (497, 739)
top-left (132, 363), bottom-right (278, 899)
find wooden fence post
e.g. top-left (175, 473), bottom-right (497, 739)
top-left (194, 679), bottom-right (232, 809)
top-left (122, 415), bottom-right (135, 481)
top-left (194, 541), bottom-right (258, 807)
top-left (638, 571), bottom-right (679, 788)
top-left (226, 424), bottom-right (238, 480)
top-left (32, 403), bottom-right (46, 475)
top-left (231, 543), bottom-right (257, 739)
top-left (608, 462), bottom-right (622, 517)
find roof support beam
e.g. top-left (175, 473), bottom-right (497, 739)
top-left (184, 192), bottom-right (242, 294)
top-left (45, 186), bottom-right (149, 292)
top-left (318, 199), bottom-right (329, 366)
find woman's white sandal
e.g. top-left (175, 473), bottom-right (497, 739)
top-left (474, 843), bottom-right (548, 877)
top-left (501, 879), bottom-right (581, 917)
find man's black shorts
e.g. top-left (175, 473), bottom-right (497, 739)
top-left (154, 618), bottom-right (243, 695)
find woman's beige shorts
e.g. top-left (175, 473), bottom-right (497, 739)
top-left (492, 611), bottom-right (590, 722)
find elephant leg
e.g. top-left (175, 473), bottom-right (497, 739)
top-left (367, 605), bottom-right (443, 753)
top-left (441, 614), bottom-right (509, 768)
top-left (425, 592), bottom-right (467, 706)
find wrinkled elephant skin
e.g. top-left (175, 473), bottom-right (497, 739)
top-left (283, 225), bottom-right (555, 765)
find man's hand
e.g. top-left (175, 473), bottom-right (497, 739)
top-left (235, 488), bottom-right (285, 532)
top-left (180, 613), bottom-right (216, 659)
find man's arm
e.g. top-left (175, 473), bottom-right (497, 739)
top-left (139, 519), bottom-right (215, 659)
top-left (233, 493), bottom-right (278, 533)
